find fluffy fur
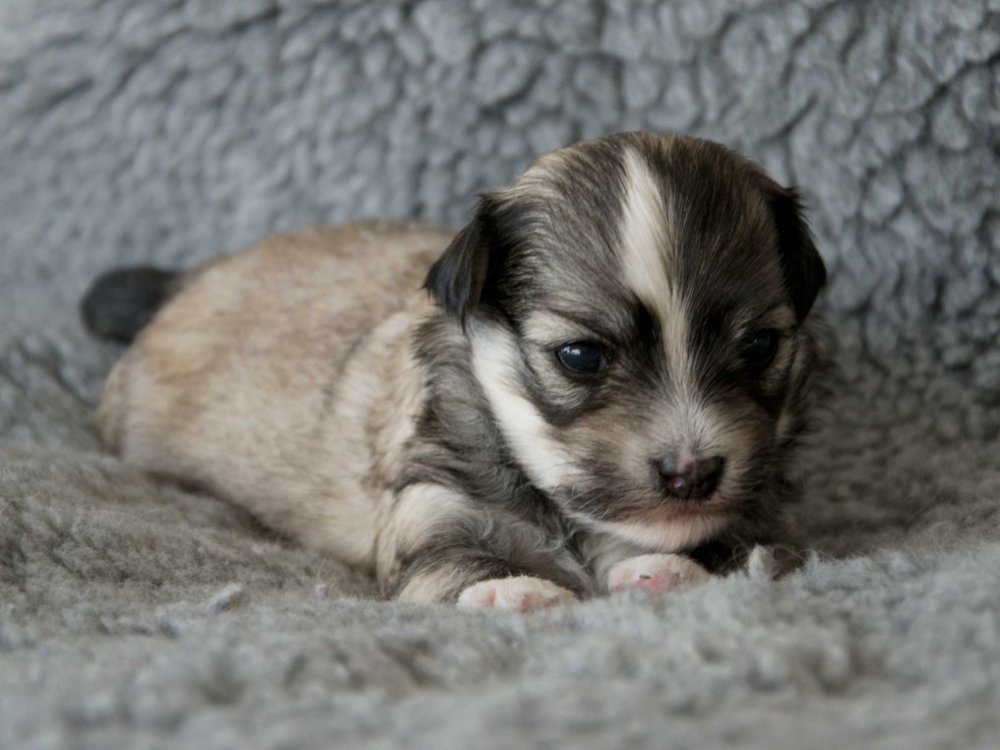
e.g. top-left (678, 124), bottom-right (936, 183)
top-left (85, 132), bottom-right (827, 609)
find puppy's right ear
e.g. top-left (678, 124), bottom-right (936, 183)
top-left (424, 200), bottom-right (494, 325)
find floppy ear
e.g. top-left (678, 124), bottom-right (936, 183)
top-left (769, 187), bottom-right (827, 321)
top-left (424, 200), bottom-right (494, 324)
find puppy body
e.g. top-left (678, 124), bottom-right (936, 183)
top-left (91, 133), bottom-right (826, 608)
top-left (96, 222), bottom-right (449, 569)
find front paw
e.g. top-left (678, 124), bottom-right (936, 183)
top-left (457, 575), bottom-right (577, 613)
top-left (607, 553), bottom-right (712, 596)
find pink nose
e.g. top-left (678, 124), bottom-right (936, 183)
top-left (656, 455), bottom-right (725, 500)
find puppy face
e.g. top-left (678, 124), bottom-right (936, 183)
top-left (426, 133), bottom-right (826, 552)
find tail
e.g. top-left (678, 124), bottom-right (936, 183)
top-left (80, 266), bottom-right (180, 344)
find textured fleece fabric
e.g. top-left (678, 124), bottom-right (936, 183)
top-left (2, 1), bottom-right (999, 748)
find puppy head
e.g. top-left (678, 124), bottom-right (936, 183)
top-left (425, 132), bottom-right (826, 552)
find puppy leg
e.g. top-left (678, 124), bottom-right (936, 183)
top-left (607, 553), bottom-right (712, 596)
top-left (379, 483), bottom-right (578, 611)
top-left (390, 552), bottom-right (577, 612)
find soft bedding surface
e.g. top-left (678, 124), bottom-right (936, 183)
top-left (2, 1), bottom-right (999, 748)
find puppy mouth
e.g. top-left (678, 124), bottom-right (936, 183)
top-left (633, 501), bottom-right (731, 527)
top-left (562, 480), bottom-right (738, 524)
top-left (656, 503), bottom-right (726, 519)
top-left (627, 485), bottom-right (736, 519)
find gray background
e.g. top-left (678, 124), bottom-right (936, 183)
top-left (2, 1), bottom-right (999, 748)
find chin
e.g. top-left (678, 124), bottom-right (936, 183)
top-left (596, 510), bottom-right (733, 553)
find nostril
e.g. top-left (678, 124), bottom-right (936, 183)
top-left (657, 455), bottom-right (725, 500)
top-left (656, 456), bottom-right (694, 499)
top-left (697, 456), bottom-right (725, 496)
top-left (664, 472), bottom-right (691, 498)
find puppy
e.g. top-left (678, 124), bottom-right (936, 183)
top-left (82, 132), bottom-right (826, 612)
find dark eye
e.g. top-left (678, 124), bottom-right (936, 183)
top-left (556, 342), bottom-right (609, 375)
top-left (739, 329), bottom-right (779, 373)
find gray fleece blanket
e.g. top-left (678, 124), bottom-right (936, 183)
top-left (2, 1), bottom-right (999, 748)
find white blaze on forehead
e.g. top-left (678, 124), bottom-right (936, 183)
top-left (469, 322), bottom-right (579, 492)
top-left (620, 147), bottom-right (674, 302)
top-left (618, 147), bottom-right (693, 393)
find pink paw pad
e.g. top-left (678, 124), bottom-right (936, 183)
top-left (457, 576), bottom-right (577, 613)
top-left (607, 554), bottom-right (712, 596)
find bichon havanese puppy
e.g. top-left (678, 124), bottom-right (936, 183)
top-left (83, 132), bottom-right (826, 612)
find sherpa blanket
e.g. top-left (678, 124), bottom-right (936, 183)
top-left (2, 1), bottom-right (999, 748)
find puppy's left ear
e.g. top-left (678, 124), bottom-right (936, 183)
top-left (424, 199), bottom-right (497, 325)
top-left (769, 187), bottom-right (827, 321)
